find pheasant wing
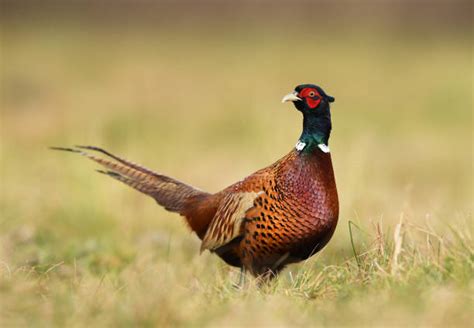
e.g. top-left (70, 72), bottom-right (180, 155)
top-left (200, 191), bottom-right (263, 253)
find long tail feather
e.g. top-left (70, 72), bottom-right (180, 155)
top-left (51, 145), bottom-right (209, 213)
top-left (75, 145), bottom-right (160, 177)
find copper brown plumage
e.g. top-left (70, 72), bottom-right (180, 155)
top-left (53, 84), bottom-right (338, 279)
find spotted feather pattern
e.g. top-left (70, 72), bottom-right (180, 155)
top-left (218, 149), bottom-right (339, 276)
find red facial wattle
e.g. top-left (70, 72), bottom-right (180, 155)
top-left (306, 97), bottom-right (321, 108)
top-left (299, 88), bottom-right (322, 109)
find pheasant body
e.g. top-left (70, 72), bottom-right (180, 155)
top-left (54, 84), bottom-right (339, 279)
top-left (221, 148), bottom-right (338, 275)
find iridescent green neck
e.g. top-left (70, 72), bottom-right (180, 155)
top-left (298, 112), bottom-right (331, 152)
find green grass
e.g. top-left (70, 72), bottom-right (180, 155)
top-left (1, 20), bottom-right (472, 327)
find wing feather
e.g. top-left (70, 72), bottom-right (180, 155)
top-left (200, 191), bottom-right (263, 252)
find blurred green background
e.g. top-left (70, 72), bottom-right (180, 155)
top-left (1, 0), bottom-right (472, 326)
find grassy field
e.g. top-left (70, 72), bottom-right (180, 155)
top-left (1, 15), bottom-right (472, 327)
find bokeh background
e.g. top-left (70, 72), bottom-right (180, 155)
top-left (1, 0), bottom-right (472, 326)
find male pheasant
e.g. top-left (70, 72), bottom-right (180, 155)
top-left (53, 84), bottom-right (338, 279)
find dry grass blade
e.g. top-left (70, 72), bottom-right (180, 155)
top-left (391, 214), bottom-right (404, 276)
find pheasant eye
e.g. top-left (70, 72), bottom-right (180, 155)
top-left (308, 91), bottom-right (315, 97)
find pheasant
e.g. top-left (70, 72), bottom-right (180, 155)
top-left (53, 84), bottom-right (338, 279)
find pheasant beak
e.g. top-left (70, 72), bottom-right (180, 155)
top-left (281, 91), bottom-right (301, 103)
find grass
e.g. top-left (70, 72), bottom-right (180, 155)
top-left (1, 218), bottom-right (471, 326)
top-left (1, 17), bottom-right (472, 327)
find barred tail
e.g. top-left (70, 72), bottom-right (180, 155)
top-left (51, 145), bottom-right (209, 213)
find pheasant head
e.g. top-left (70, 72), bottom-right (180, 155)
top-left (282, 84), bottom-right (335, 153)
